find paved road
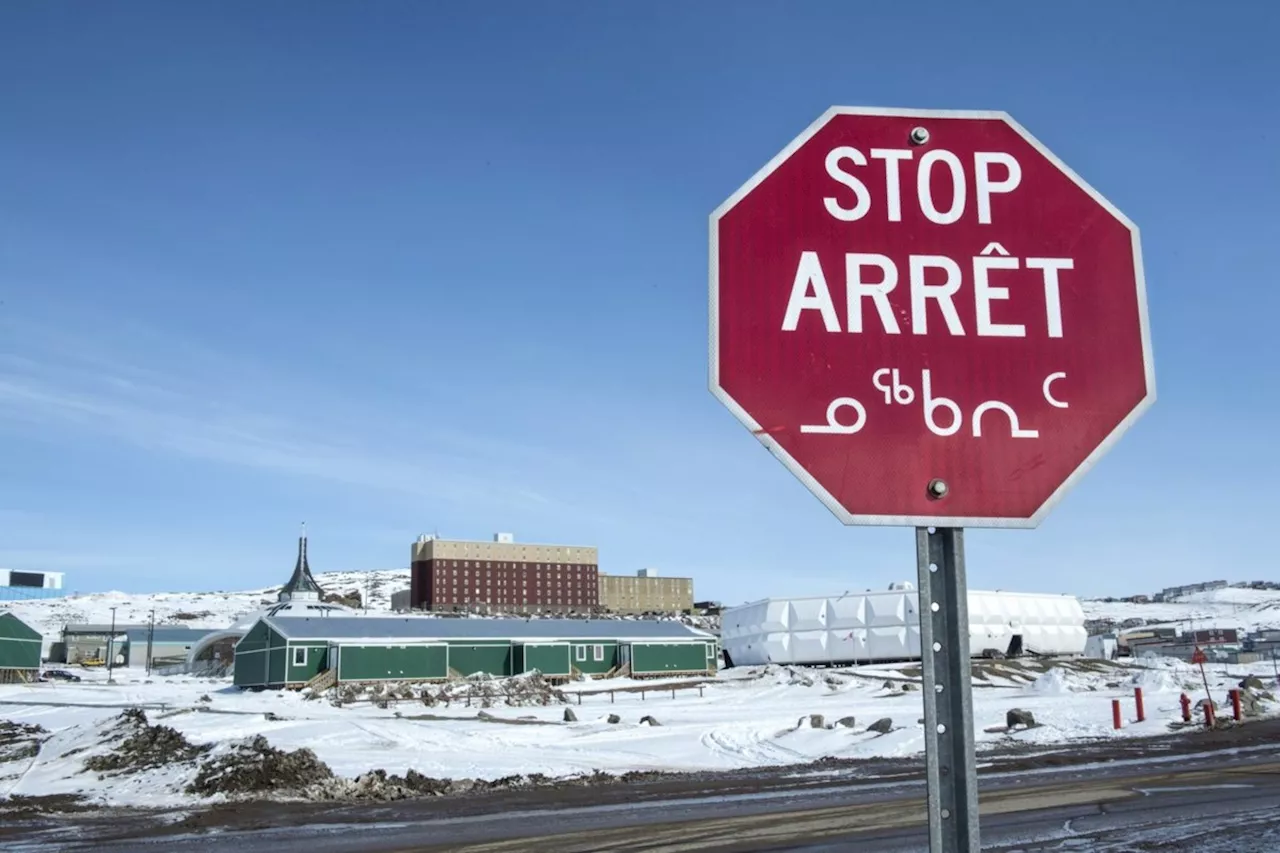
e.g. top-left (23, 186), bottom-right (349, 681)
top-left (17, 743), bottom-right (1280, 853)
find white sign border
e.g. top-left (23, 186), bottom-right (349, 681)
top-left (708, 106), bottom-right (1156, 529)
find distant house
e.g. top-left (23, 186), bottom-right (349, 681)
top-left (233, 615), bottom-right (718, 689)
top-left (0, 612), bottom-right (42, 682)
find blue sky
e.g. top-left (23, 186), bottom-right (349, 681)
top-left (1, 3), bottom-right (1277, 601)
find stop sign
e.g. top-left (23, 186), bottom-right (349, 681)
top-left (710, 107), bottom-right (1154, 528)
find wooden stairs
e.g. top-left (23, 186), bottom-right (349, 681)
top-left (305, 668), bottom-right (337, 693)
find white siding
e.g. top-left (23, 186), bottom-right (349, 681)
top-left (721, 590), bottom-right (1085, 666)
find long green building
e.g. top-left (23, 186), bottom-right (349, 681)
top-left (0, 612), bottom-right (42, 682)
top-left (233, 615), bottom-right (717, 689)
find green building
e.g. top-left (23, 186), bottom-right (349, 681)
top-left (0, 612), bottom-right (43, 683)
top-left (233, 615), bottom-right (718, 689)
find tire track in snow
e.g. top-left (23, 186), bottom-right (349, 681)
top-left (700, 725), bottom-right (809, 766)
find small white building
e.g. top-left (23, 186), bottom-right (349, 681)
top-left (720, 587), bottom-right (1086, 666)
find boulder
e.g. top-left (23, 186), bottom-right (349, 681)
top-left (446, 778), bottom-right (477, 795)
top-left (1240, 675), bottom-right (1266, 691)
top-left (868, 718), bottom-right (894, 734)
top-left (834, 716), bottom-right (857, 728)
top-left (639, 715), bottom-right (662, 727)
top-left (1240, 692), bottom-right (1264, 717)
top-left (1006, 708), bottom-right (1036, 728)
top-left (807, 714), bottom-right (825, 729)
top-left (563, 708), bottom-right (578, 723)
top-left (901, 682), bottom-right (918, 692)
top-left (606, 714), bottom-right (622, 724)
top-left (1194, 698), bottom-right (1217, 713)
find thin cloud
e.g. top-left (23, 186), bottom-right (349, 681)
top-left (0, 319), bottom-right (559, 512)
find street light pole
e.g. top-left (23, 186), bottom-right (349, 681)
top-left (146, 609), bottom-right (156, 676)
top-left (107, 606), bottom-right (117, 684)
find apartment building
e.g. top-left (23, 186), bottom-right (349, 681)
top-left (599, 568), bottom-right (694, 615)
top-left (409, 533), bottom-right (599, 613)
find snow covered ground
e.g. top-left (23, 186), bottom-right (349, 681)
top-left (0, 569), bottom-right (411, 644)
top-left (1081, 586), bottom-right (1280, 633)
top-left (0, 656), bottom-right (1272, 808)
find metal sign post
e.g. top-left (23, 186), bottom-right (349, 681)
top-left (916, 526), bottom-right (980, 851)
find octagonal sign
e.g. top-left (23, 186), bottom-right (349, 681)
top-left (710, 107), bottom-right (1155, 528)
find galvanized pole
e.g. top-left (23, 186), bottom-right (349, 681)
top-left (146, 610), bottom-right (155, 676)
top-left (106, 606), bottom-right (117, 684)
top-left (916, 526), bottom-right (980, 852)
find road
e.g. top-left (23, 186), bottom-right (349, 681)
top-left (11, 740), bottom-right (1280, 853)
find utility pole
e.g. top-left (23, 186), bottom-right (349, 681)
top-left (145, 609), bottom-right (156, 676)
top-left (106, 606), bottom-right (117, 684)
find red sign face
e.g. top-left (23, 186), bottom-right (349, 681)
top-left (1192, 647), bottom-right (1207, 665)
top-left (711, 108), bottom-right (1154, 527)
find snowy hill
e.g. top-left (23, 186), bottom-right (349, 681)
top-left (0, 569), bottom-right (411, 642)
top-left (1082, 587), bottom-right (1280, 633)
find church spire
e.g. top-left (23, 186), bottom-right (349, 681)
top-left (278, 522), bottom-right (324, 603)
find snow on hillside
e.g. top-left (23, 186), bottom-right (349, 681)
top-left (0, 569), bottom-right (410, 643)
top-left (1082, 587), bottom-right (1280, 633)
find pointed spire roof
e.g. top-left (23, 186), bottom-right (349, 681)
top-left (278, 523), bottom-right (324, 602)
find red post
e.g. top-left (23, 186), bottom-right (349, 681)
top-left (1230, 688), bottom-right (1242, 721)
top-left (1112, 698), bottom-right (1123, 730)
top-left (1180, 693), bottom-right (1192, 722)
top-left (1134, 687), bottom-right (1145, 723)
top-left (1204, 703), bottom-right (1215, 728)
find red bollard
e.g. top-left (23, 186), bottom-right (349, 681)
top-left (1204, 703), bottom-right (1215, 728)
top-left (1230, 689), bottom-right (1242, 721)
top-left (1180, 693), bottom-right (1192, 722)
top-left (1134, 687), bottom-right (1145, 723)
top-left (1112, 698), bottom-right (1123, 730)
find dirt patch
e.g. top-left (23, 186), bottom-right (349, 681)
top-left (82, 709), bottom-right (211, 776)
top-left (186, 735), bottom-right (335, 797)
top-left (170, 611), bottom-right (214, 621)
top-left (0, 720), bottom-right (46, 764)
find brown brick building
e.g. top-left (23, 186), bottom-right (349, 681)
top-left (409, 534), bottom-right (599, 613)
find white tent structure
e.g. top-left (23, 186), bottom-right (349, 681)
top-left (720, 586), bottom-right (1085, 667)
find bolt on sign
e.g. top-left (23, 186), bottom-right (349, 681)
top-left (710, 107), bottom-right (1155, 527)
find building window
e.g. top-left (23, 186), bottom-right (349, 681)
top-left (575, 645), bottom-right (587, 662)
top-left (292, 647), bottom-right (307, 667)
top-left (593, 644), bottom-right (604, 662)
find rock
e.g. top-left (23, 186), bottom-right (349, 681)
top-left (882, 680), bottom-right (896, 691)
top-left (197, 695), bottom-right (212, 703)
top-left (263, 712), bottom-right (282, 722)
top-left (446, 778), bottom-right (477, 795)
top-left (901, 682), bottom-right (918, 692)
top-left (1241, 675), bottom-right (1266, 691)
top-left (476, 711), bottom-right (495, 721)
top-left (1195, 698), bottom-right (1217, 713)
top-left (1240, 692), bottom-right (1264, 717)
top-left (1007, 708), bottom-right (1036, 728)
top-left (639, 715), bottom-right (662, 727)
top-left (563, 708), bottom-right (578, 722)
top-left (808, 714), bottom-right (825, 729)
top-left (607, 714), bottom-right (621, 724)
top-left (868, 718), bottom-right (894, 734)
top-left (834, 716), bottom-right (857, 728)
top-left (185, 735), bottom-right (331, 796)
